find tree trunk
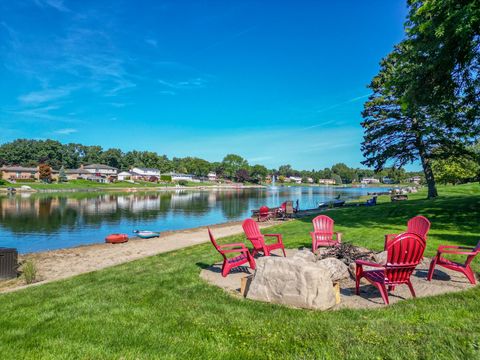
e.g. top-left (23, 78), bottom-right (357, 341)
top-left (417, 140), bottom-right (438, 199)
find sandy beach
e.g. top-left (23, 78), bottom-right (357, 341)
top-left (1, 219), bottom-right (284, 293)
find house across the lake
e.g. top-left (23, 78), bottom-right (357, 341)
top-left (65, 168), bottom-right (92, 180)
top-left (288, 176), bottom-right (302, 184)
top-left (207, 172), bottom-right (217, 181)
top-left (0, 166), bottom-right (38, 180)
top-left (117, 171), bottom-right (133, 181)
top-left (318, 179), bottom-right (336, 185)
top-left (83, 164), bottom-right (118, 182)
top-left (409, 176), bottom-right (422, 184)
top-left (167, 172), bottom-right (198, 182)
top-left (361, 177), bottom-right (380, 184)
top-left (130, 167), bottom-right (160, 181)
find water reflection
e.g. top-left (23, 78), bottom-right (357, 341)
top-left (0, 187), bottom-right (386, 253)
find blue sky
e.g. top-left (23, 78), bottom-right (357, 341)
top-left (0, 0), bottom-right (408, 170)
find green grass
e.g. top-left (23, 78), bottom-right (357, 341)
top-left (2, 179), bottom-right (219, 190)
top-left (0, 184), bottom-right (478, 359)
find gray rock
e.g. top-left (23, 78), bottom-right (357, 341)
top-left (374, 251), bottom-right (388, 264)
top-left (246, 256), bottom-right (336, 310)
top-left (317, 257), bottom-right (350, 281)
top-left (292, 250), bottom-right (317, 263)
top-left (348, 262), bottom-right (356, 278)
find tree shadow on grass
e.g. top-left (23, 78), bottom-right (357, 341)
top-left (294, 195), bottom-right (479, 235)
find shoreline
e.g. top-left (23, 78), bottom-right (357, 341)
top-left (0, 183), bottom-right (266, 193)
top-left (0, 219), bottom-right (285, 293)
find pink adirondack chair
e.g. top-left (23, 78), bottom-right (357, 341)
top-left (208, 228), bottom-right (256, 277)
top-left (384, 215), bottom-right (430, 250)
top-left (242, 218), bottom-right (286, 257)
top-left (310, 215), bottom-right (342, 252)
top-left (355, 232), bottom-right (426, 305)
top-left (427, 240), bottom-right (480, 284)
top-left (257, 206), bottom-right (271, 222)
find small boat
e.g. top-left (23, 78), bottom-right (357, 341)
top-left (133, 230), bottom-right (160, 239)
top-left (105, 234), bottom-right (128, 244)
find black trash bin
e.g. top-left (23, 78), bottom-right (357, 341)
top-left (0, 248), bottom-right (18, 279)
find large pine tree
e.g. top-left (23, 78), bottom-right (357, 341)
top-left (361, 0), bottom-right (480, 199)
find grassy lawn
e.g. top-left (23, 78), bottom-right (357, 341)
top-left (1, 179), bottom-right (218, 190)
top-left (0, 184), bottom-right (478, 359)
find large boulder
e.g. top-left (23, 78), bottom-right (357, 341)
top-left (317, 257), bottom-right (350, 281)
top-left (246, 256), bottom-right (336, 310)
top-left (292, 249), bottom-right (317, 263)
top-left (374, 251), bottom-right (387, 264)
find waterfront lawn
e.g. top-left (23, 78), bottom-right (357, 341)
top-left (2, 179), bottom-right (216, 190)
top-left (0, 184), bottom-right (478, 359)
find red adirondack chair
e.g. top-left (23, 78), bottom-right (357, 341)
top-left (242, 218), bottom-right (286, 257)
top-left (427, 240), bottom-right (480, 284)
top-left (208, 228), bottom-right (256, 277)
top-left (257, 206), bottom-right (272, 222)
top-left (355, 232), bottom-right (426, 305)
top-left (384, 215), bottom-right (430, 250)
top-left (310, 215), bottom-right (342, 252)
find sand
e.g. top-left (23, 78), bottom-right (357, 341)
top-left (0, 220), bottom-right (285, 293)
top-left (200, 248), bottom-right (476, 310)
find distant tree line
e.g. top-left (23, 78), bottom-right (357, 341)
top-left (0, 139), bottom-right (428, 184)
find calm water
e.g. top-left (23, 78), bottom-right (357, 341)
top-left (0, 186), bottom-right (387, 253)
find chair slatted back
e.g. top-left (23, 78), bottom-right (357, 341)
top-left (465, 240), bottom-right (480, 267)
top-left (242, 218), bottom-right (264, 249)
top-left (285, 201), bottom-right (294, 215)
top-left (385, 232), bottom-right (426, 284)
top-left (407, 216), bottom-right (431, 240)
top-left (259, 206), bottom-right (270, 216)
top-left (208, 228), bottom-right (226, 260)
top-left (312, 215), bottom-right (334, 242)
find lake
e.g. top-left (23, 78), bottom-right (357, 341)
top-left (0, 186), bottom-right (387, 253)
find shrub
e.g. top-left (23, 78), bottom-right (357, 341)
top-left (16, 178), bottom-right (36, 183)
top-left (22, 260), bottom-right (37, 284)
top-left (0, 179), bottom-right (8, 186)
top-left (178, 180), bottom-right (188, 186)
top-left (160, 175), bottom-right (172, 182)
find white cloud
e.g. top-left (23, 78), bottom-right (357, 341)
top-left (54, 128), bottom-right (77, 135)
top-left (158, 77), bottom-right (207, 90)
top-left (18, 87), bottom-right (72, 105)
top-left (145, 38), bottom-right (158, 47)
top-left (33, 0), bottom-right (70, 12)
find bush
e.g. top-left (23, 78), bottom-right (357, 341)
top-left (160, 175), bottom-right (172, 182)
top-left (22, 260), bottom-right (37, 284)
top-left (16, 178), bottom-right (36, 183)
top-left (0, 179), bottom-right (7, 186)
top-left (177, 180), bottom-right (188, 186)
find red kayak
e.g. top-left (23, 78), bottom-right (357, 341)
top-left (105, 234), bottom-right (128, 244)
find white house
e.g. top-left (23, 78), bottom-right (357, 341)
top-left (167, 172), bottom-right (198, 182)
top-left (306, 177), bottom-right (314, 184)
top-left (288, 176), bottom-right (302, 184)
top-left (83, 164), bottom-right (118, 176)
top-left (130, 167), bottom-right (160, 181)
top-left (318, 179), bottom-right (336, 185)
top-left (361, 177), bottom-right (380, 184)
top-left (382, 177), bottom-right (395, 184)
top-left (409, 176), bottom-right (422, 184)
top-left (207, 172), bottom-right (217, 181)
top-left (117, 171), bottom-right (133, 181)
